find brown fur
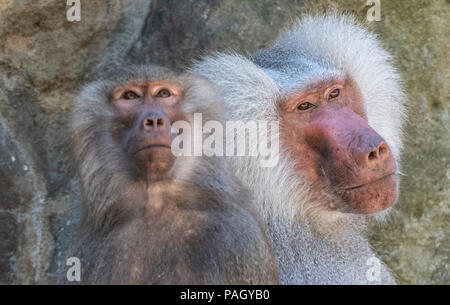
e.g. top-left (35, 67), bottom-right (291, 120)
top-left (62, 65), bottom-right (278, 284)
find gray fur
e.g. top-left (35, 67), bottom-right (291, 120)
top-left (193, 13), bottom-right (406, 284)
top-left (64, 65), bottom-right (278, 284)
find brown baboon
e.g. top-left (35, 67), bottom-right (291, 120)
top-left (64, 65), bottom-right (278, 284)
top-left (193, 13), bottom-right (406, 284)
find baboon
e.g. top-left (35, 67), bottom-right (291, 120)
top-left (193, 13), bottom-right (406, 284)
top-left (64, 65), bottom-right (278, 284)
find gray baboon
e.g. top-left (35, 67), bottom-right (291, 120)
top-left (64, 65), bottom-right (278, 284)
top-left (193, 13), bottom-right (406, 284)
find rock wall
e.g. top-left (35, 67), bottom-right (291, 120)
top-left (0, 0), bottom-right (448, 284)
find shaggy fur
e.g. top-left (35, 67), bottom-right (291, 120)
top-left (193, 13), bottom-right (406, 284)
top-left (66, 65), bottom-right (278, 284)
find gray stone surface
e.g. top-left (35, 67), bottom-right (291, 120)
top-left (0, 0), bottom-right (448, 284)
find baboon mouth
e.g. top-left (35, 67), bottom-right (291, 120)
top-left (342, 173), bottom-right (396, 191)
top-left (134, 144), bottom-right (172, 154)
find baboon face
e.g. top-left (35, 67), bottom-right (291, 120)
top-left (279, 77), bottom-right (397, 214)
top-left (110, 81), bottom-right (186, 181)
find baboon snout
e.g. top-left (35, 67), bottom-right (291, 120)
top-left (131, 111), bottom-right (173, 155)
top-left (308, 105), bottom-right (397, 214)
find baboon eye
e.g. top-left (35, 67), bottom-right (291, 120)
top-left (297, 101), bottom-right (316, 111)
top-left (122, 91), bottom-right (139, 100)
top-left (328, 88), bottom-right (340, 100)
top-left (155, 89), bottom-right (171, 98)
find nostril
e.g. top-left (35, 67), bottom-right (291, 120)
top-left (368, 150), bottom-right (377, 161)
top-left (145, 119), bottom-right (154, 127)
top-left (142, 114), bottom-right (168, 130)
top-left (379, 145), bottom-right (387, 156)
top-left (368, 142), bottom-right (389, 162)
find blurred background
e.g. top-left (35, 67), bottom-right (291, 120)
top-left (0, 0), bottom-right (448, 284)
